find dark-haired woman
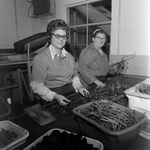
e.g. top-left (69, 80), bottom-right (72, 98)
top-left (30, 19), bottom-right (89, 106)
top-left (78, 29), bottom-right (110, 89)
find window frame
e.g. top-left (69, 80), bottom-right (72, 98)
top-left (66, 0), bottom-right (111, 61)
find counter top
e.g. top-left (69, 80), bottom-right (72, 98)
top-left (10, 102), bottom-right (81, 150)
top-left (7, 76), bottom-right (150, 150)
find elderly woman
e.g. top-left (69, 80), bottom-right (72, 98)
top-left (78, 29), bottom-right (110, 89)
top-left (30, 19), bottom-right (89, 106)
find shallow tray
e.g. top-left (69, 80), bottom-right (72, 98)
top-left (0, 120), bottom-right (29, 150)
top-left (24, 128), bottom-right (104, 150)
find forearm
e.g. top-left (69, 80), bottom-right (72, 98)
top-left (79, 66), bottom-right (97, 84)
top-left (72, 76), bottom-right (83, 92)
top-left (30, 81), bottom-right (56, 102)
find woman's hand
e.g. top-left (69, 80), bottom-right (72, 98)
top-left (78, 88), bottom-right (90, 98)
top-left (54, 94), bottom-right (70, 106)
top-left (94, 80), bottom-right (105, 88)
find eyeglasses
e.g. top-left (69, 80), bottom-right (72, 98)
top-left (95, 36), bottom-right (106, 40)
top-left (52, 33), bottom-right (68, 40)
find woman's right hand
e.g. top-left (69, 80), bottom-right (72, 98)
top-left (94, 80), bottom-right (105, 88)
top-left (54, 94), bottom-right (70, 106)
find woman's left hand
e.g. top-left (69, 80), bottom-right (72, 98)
top-left (79, 88), bottom-right (90, 98)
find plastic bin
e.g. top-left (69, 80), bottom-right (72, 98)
top-left (73, 100), bottom-right (148, 150)
top-left (0, 95), bottom-right (11, 120)
top-left (124, 78), bottom-right (150, 112)
top-left (24, 128), bottom-right (104, 150)
top-left (0, 120), bottom-right (29, 150)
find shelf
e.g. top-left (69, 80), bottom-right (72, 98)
top-left (0, 84), bottom-right (19, 91)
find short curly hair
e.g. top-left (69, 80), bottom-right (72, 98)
top-left (46, 19), bottom-right (69, 44)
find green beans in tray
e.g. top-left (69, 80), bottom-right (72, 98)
top-left (73, 100), bottom-right (147, 132)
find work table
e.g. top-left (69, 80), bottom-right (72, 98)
top-left (7, 76), bottom-right (150, 150)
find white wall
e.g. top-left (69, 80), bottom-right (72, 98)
top-left (110, 0), bottom-right (150, 77)
top-left (30, 0), bottom-right (89, 34)
top-left (0, 0), bottom-right (91, 48)
top-left (0, 0), bottom-right (32, 48)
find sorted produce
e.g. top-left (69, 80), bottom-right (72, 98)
top-left (89, 80), bottom-right (130, 106)
top-left (30, 130), bottom-right (99, 150)
top-left (79, 100), bottom-right (145, 132)
top-left (110, 53), bottom-right (136, 76)
top-left (49, 81), bottom-right (131, 116)
top-left (136, 83), bottom-right (150, 95)
top-left (0, 128), bottom-right (18, 148)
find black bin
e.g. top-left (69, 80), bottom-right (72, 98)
top-left (14, 32), bottom-right (47, 53)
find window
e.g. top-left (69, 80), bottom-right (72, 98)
top-left (67, 0), bottom-right (111, 61)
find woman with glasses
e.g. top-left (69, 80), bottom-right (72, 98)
top-left (78, 29), bottom-right (110, 89)
top-left (30, 19), bottom-right (89, 106)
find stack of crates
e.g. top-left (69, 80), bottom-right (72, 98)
top-left (125, 78), bottom-right (150, 140)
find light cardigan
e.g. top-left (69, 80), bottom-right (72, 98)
top-left (30, 45), bottom-right (82, 102)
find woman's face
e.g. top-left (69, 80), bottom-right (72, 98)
top-left (51, 29), bottom-right (67, 50)
top-left (92, 33), bottom-right (106, 48)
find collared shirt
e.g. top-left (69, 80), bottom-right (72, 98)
top-left (30, 44), bottom-right (82, 102)
top-left (50, 44), bottom-right (67, 60)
